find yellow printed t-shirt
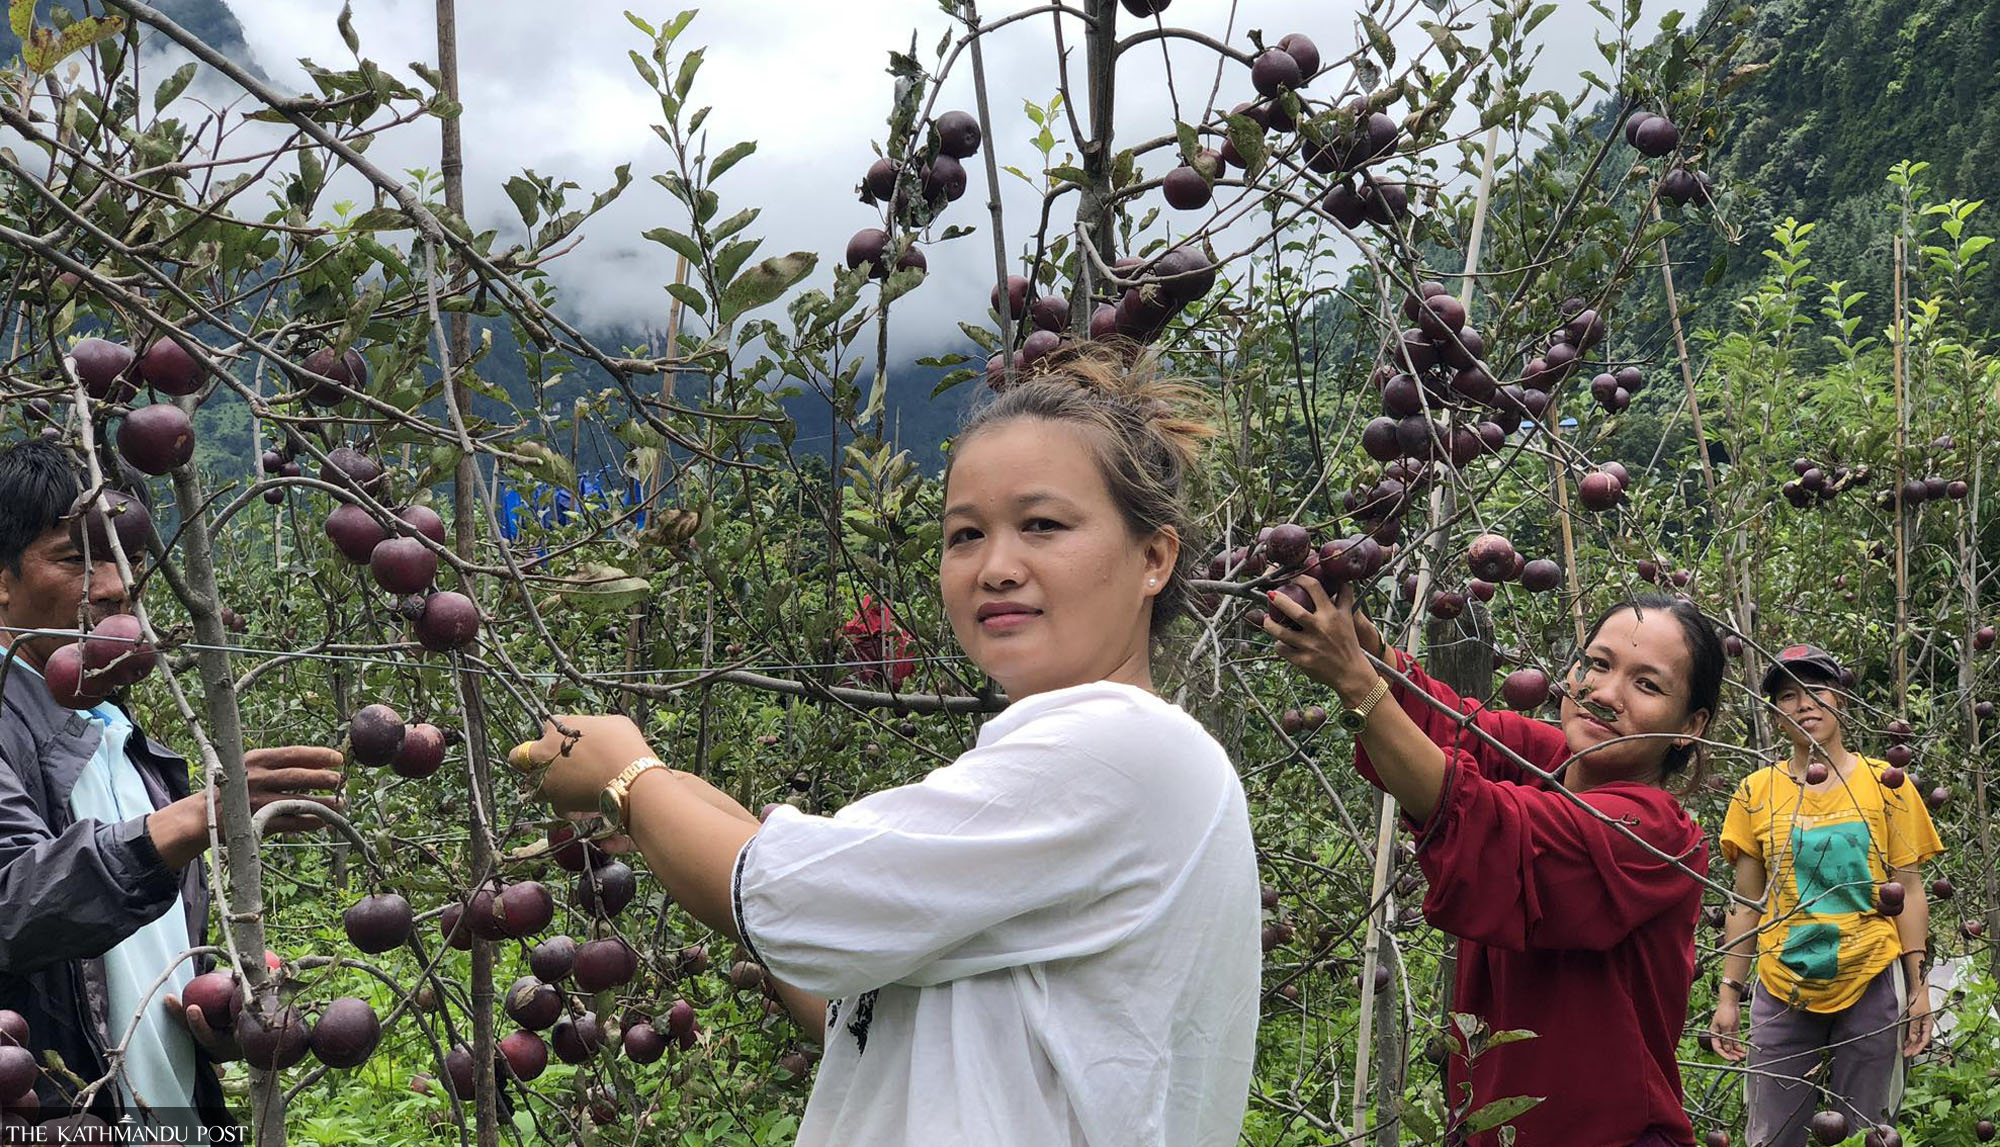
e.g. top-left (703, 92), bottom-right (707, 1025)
top-left (1720, 759), bottom-right (1943, 1012)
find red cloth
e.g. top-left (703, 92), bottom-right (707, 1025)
top-left (1356, 651), bottom-right (1705, 1147)
top-left (841, 594), bottom-right (915, 685)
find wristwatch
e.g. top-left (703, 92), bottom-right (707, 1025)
top-left (1339, 677), bottom-right (1392, 733)
top-left (598, 756), bottom-right (670, 831)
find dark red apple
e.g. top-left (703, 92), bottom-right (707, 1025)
top-left (1975, 625), bottom-right (1996, 651)
top-left (1276, 32), bottom-right (1319, 77)
top-left (415, 591), bottom-right (480, 651)
top-left (42, 642), bottom-right (107, 710)
top-left (493, 881), bottom-right (554, 938)
top-left (505, 977), bottom-right (562, 1031)
top-left (1632, 116), bottom-right (1679, 157)
top-left (323, 505), bottom-right (387, 564)
top-left (0, 1010), bottom-right (27, 1047)
top-left (576, 860), bottom-right (637, 918)
top-left (391, 722), bottom-right (447, 779)
top-left (1502, 669), bottom-right (1551, 710)
top-left (845, 228), bottom-right (890, 278)
top-left (302, 347), bottom-right (369, 407)
top-left (1162, 164), bottom-right (1212, 210)
top-left (308, 997), bottom-right (380, 1069)
top-left (182, 971), bottom-right (241, 1030)
top-left (1466, 533), bottom-right (1517, 582)
top-left (1879, 766), bottom-right (1905, 789)
top-left (1875, 880), bottom-right (1905, 916)
top-left (116, 404), bottom-right (194, 475)
top-left (1519, 558), bottom-right (1562, 593)
top-left (395, 505), bottom-right (448, 545)
top-left (935, 110), bottom-right (982, 158)
top-left (551, 1012), bottom-right (603, 1064)
top-left (0, 1045), bottom-right (34, 1103)
top-left (81, 614), bottom-right (155, 689)
top-left (442, 1045), bottom-right (476, 1099)
top-left (68, 490), bottom-right (154, 560)
top-left (729, 961), bottom-right (766, 994)
top-left (530, 936), bottom-right (577, 984)
top-left (1578, 471), bottom-right (1624, 511)
top-left (991, 275), bottom-right (1030, 319)
top-left (1264, 524), bottom-right (1311, 568)
top-left (438, 904), bottom-right (474, 951)
top-left (319, 446), bottom-right (383, 491)
top-left (622, 1022), bottom-right (667, 1064)
top-left (1931, 877), bottom-right (1953, 900)
top-left (343, 892), bottom-right (413, 953)
top-left (137, 337), bottom-right (205, 397)
top-left (69, 338), bottom-right (134, 400)
top-left (348, 704), bottom-right (405, 767)
top-left (238, 1004), bottom-right (311, 1071)
top-left (1251, 48), bottom-right (1302, 97)
top-left (1805, 762), bottom-right (1828, 785)
top-left (1885, 744), bottom-right (1914, 768)
top-left (573, 938), bottom-right (639, 994)
top-left (499, 1030), bottom-right (547, 1082)
top-left (370, 537), bottom-right (437, 595)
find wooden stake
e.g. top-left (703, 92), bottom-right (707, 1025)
top-left (1654, 199), bottom-right (1765, 745)
top-left (1351, 123), bottom-right (1500, 1138)
top-left (1892, 234), bottom-right (1909, 713)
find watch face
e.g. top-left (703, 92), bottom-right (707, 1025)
top-left (598, 788), bottom-right (622, 822)
top-left (1339, 709), bottom-right (1366, 733)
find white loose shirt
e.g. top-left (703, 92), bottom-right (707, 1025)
top-left (66, 701), bottom-right (200, 1128)
top-left (733, 681), bottom-right (1261, 1147)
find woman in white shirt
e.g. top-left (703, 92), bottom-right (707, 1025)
top-left (518, 346), bottom-right (1261, 1146)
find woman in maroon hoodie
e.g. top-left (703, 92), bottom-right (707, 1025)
top-left (1265, 582), bottom-right (1724, 1147)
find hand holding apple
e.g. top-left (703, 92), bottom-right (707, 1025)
top-left (1262, 577), bottom-right (1382, 702)
top-left (515, 715), bottom-right (658, 815)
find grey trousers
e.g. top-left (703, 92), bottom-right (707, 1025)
top-left (1744, 964), bottom-right (1906, 1147)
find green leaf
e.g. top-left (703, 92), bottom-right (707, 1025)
top-left (932, 367), bottom-right (977, 397)
top-left (1485, 1029), bottom-right (1539, 1048)
top-left (642, 227), bottom-right (704, 265)
top-left (1638, 219), bottom-right (1680, 247)
top-left (554, 564), bottom-right (653, 614)
top-left (674, 47), bottom-right (705, 101)
top-left (1359, 14), bottom-right (1395, 67)
top-left (1173, 120), bottom-right (1200, 165)
top-left (627, 48), bottom-right (660, 90)
top-left (719, 252), bottom-right (818, 323)
top-left (665, 281), bottom-right (708, 317)
top-left (1464, 1095), bottom-right (1543, 1134)
top-left (708, 140), bottom-right (757, 182)
top-left (710, 207), bottom-right (760, 243)
top-left (503, 176), bottom-right (540, 229)
top-left (154, 62), bottom-right (197, 111)
top-left (1225, 114), bottom-right (1266, 175)
top-left (346, 206), bottom-right (411, 232)
top-left (337, 2), bottom-right (360, 53)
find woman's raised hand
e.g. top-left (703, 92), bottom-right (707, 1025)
top-left (1261, 577), bottom-right (1384, 700)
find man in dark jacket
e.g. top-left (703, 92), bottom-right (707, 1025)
top-left (0, 438), bottom-right (343, 1132)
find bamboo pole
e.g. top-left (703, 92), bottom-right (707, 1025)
top-left (1350, 123), bottom-right (1500, 1138)
top-left (1892, 234), bottom-right (1909, 712)
top-left (1654, 200), bottom-right (1766, 746)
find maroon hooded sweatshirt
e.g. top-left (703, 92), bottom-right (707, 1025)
top-left (1356, 650), bottom-right (1706, 1147)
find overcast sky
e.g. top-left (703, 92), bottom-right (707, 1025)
top-left (166, 0), bottom-right (1689, 361)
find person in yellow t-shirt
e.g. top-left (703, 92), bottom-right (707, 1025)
top-left (1708, 645), bottom-right (1944, 1147)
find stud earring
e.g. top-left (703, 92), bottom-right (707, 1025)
top-left (1148, 578), bottom-right (1157, 586)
